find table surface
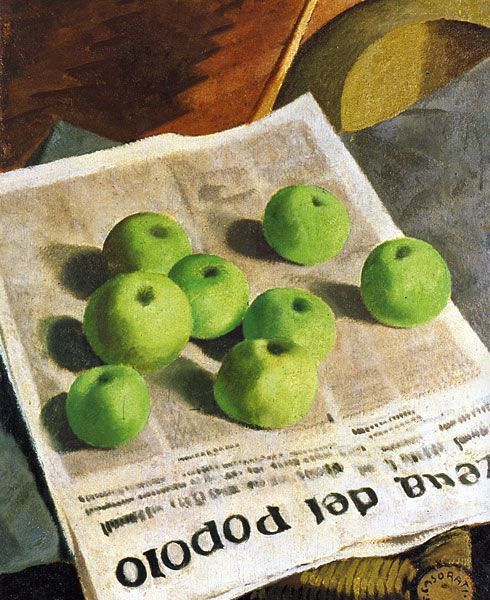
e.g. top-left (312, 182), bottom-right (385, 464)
top-left (0, 0), bottom-right (362, 172)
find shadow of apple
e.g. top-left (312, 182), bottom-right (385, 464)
top-left (40, 393), bottom-right (89, 453)
top-left (309, 280), bottom-right (376, 324)
top-left (41, 316), bottom-right (101, 373)
top-left (149, 357), bottom-right (225, 419)
top-left (225, 218), bottom-right (279, 262)
top-left (41, 243), bottom-right (109, 300)
top-left (192, 326), bottom-right (243, 362)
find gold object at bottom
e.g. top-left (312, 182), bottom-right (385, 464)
top-left (416, 566), bottom-right (474, 600)
top-left (249, 528), bottom-right (473, 599)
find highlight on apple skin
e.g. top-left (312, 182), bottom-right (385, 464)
top-left (262, 184), bottom-right (351, 265)
top-left (66, 365), bottom-right (150, 448)
top-left (169, 253), bottom-right (249, 340)
top-left (243, 287), bottom-right (336, 364)
top-left (214, 338), bottom-right (318, 429)
top-left (360, 237), bottom-right (451, 328)
top-left (103, 212), bottom-right (192, 276)
top-left (83, 271), bottom-right (192, 371)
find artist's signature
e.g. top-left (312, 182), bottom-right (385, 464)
top-left (417, 566), bottom-right (474, 600)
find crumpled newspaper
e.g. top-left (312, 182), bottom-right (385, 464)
top-left (0, 58), bottom-right (488, 575)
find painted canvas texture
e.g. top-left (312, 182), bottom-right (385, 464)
top-left (0, 1), bottom-right (489, 598)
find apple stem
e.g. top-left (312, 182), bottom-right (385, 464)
top-left (149, 225), bottom-right (168, 238)
top-left (202, 266), bottom-right (219, 278)
top-left (137, 287), bottom-right (155, 306)
top-left (292, 298), bottom-right (310, 313)
top-left (267, 341), bottom-right (287, 355)
top-left (396, 245), bottom-right (412, 259)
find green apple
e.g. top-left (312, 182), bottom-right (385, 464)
top-left (103, 212), bottom-right (192, 276)
top-left (262, 185), bottom-right (350, 265)
top-left (243, 288), bottom-right (336, 363)
top-left (169, 254), bottom-right (249, 339)
top-left (360, 237), bottom-right (451, 328)
top-left (66, 365), bottom-right (150, 448)
top-left (214, 338), bottom-right (318, 429)
top-left (83, 271), bottom-right (192, 371)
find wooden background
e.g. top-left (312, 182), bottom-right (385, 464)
top-left (0, 0), bottom-right (363, 171)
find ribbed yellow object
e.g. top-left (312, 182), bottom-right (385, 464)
top-left (249, 528), bottom-right (472, 599)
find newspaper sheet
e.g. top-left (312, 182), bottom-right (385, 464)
top-left (0, 95), bottom-right (488, 599)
